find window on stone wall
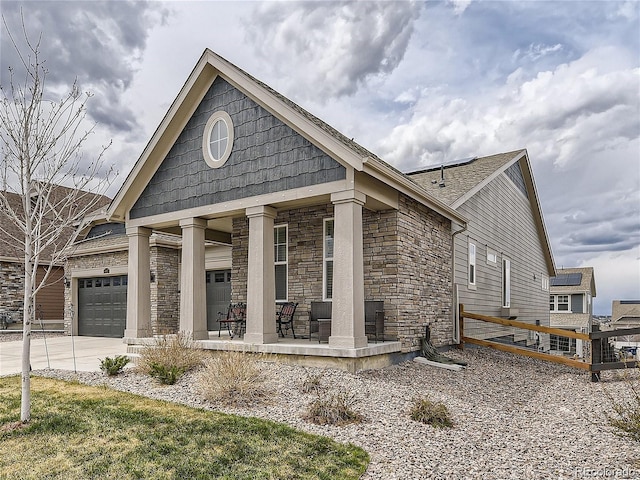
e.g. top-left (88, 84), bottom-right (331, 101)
top-left (274, 224), bottom-right (288, 302)
top-left (323, 218), bottom-right (334, 301)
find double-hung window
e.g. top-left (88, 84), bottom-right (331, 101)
top-left (550, 295), bottom-right (570, 312)
top-left (323, 219), bottom-right (334, 301)
top-left (274, 225), bottom-right (288, 302)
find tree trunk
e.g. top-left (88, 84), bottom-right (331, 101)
top-left (21, 248), bottom-right (33, 423)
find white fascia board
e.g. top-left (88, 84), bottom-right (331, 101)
top-left (108, 49), bottom-right (364, 222)
top-left (450, 149), bottom-right (556, 277)
top-left (450, 150), bottom-right (526, 210)
top-left (108, 52), bottom-right (215, 222)
top-left (209, 51), bottom-right (364, 171)
top-left (519, 152), bottom-right (556, 277)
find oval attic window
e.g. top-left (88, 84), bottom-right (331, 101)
top-left (203, 111), bottom-right (234, 168)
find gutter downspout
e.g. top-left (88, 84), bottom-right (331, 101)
top-left (451, 220), bottom-right (467, 344)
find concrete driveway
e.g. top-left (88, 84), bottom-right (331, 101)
top-left (0, 336), bottom-right (128, 376)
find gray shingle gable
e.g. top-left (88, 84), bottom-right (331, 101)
top-left (130, 77), bottom-right (346, 219)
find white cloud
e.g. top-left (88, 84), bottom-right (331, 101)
top-left (377, 46), bottom-right (640, 171)
top-left (246, 1), bottom-right (422, 100)
top-left (581, 250), bottom-right (640, 315)
top-left (513, 43), bottom-right (564, 62)
top-left (447, 0), bottom-right (472, 15)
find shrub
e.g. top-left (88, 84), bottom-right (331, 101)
top-left (409, 397), bottom-right (453, 428)
top-left (138, 332), bottom-right (205, 384)
top-left (300, 370), bottom-right (324, 394)
top-left (148, 362), bottom-right (185, 385)
top-left (303, 391), bottom-right (363, 426)
top-left (99, 355), bottom-right (130, 376)
top-left (604, 366), bottom-right (640, 442)
top-left (197, 351), bottom-right (269, 407)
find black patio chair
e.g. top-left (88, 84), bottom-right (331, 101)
top-left (276, 302), bottom-right (298, 338)
top-left (309, 301), bottom-right (332, 342)
top-left (365, 300), bottom-right (384, 342)
top-left (218, 302), bottom-right (246, 339)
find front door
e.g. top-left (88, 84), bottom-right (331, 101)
top-left (206, 270), bottom-right (231, 331)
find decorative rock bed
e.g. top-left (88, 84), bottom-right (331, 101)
top-left (33, 347), bottom-right (640, 479)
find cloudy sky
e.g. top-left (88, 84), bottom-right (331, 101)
top-left (1, 0), bottom-right (638, 315)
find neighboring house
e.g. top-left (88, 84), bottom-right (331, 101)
top-left (64, 49), bottom-right (555, 367)
top-left (407, 152), bottom-right (556, 346)
top-left (610, 300), bottom-right (640, 355)
top-left (0, 185), bottom-right (109, 328)
top-left (548, 267), bottom-right (596, 357)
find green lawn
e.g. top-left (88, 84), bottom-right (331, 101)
top-left (0, 376), bottom-right (368, 479)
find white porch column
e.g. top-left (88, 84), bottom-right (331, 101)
top-left (244, 205), bottom-right (279, 344)
top-left (125, 226), bottom-right (152, 339)
top-left (329, 190), bottom-right (368, 348)
top-left (179, 218), bottom-right (208, 340)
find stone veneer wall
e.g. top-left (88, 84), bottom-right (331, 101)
top-left (0, 261), bottom-right (25, 322)
top-left (232, 204), bottom-right (334, 333)
top-left (232, 196), bottom-right (453, 351)
top-left (231, 217), bottom-right (249, 304)
top-left (394, 195), bottom-right (452, 350)
top-left (150, 246), bottom-right (180, 335)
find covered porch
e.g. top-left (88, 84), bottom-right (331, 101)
top-left (123, 185), bottom-right (401, 356)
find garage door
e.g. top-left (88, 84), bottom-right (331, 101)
top-left (77, 275), bottom-right (127, 337)
top-left (206, 270), bottom-right (231, 331)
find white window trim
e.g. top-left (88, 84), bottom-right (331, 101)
top-left (323, 218), bottom-right (334, 301)
top-left (468, 241), bottom-right (477, 289)
top-left (486, 247), bottom-right (497, 266)
top-left (202, 111), bottom-right (234, 168)
top-left (502, 257), bottom-right (511, 308)
top-left (550, 294), bottom-right (571, 313)
top-left (274, 224), bottom-right (288, 302)
top-left (541, 274), bottom-right (549, 291)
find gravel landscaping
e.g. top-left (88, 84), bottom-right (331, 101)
top-left (0, 331), bottom-right (65, 342)
top-left (32, 347), bottom-right (640, 480)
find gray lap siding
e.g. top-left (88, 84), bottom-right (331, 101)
top-left (455, 173), bottom-right (550, 341)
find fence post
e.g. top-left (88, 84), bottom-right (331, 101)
top-left (457, 303), bottom-right (464, 350)
top-left (590, 325), bottom-right (601, 382)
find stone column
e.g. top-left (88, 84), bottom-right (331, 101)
top-left (179, 217), bottom-right (208, 340)
top-left (244, 205), bottom-right (279, 344)
top-left (125, 226), bottom-right (152, 339)
top-left (329, 190), bottom-right (368, 348)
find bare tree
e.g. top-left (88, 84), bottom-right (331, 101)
top-left (0, 26), bottom-right (115, 422)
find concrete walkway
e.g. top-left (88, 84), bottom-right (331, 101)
top-left (0, 336), bottom-right (128, 376)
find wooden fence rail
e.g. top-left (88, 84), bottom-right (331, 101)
top-left (458, 304), bottom-right (638, 382)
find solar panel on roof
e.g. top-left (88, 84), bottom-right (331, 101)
top-left (550, 273), bottom-right (583, 287)
top-left (621, 300), bottom-right (640, 305)
top-left (405, 156), bottom-right (478, 175)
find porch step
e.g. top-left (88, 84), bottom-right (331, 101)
top-left (126, 345), bottom-right (146, 355)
